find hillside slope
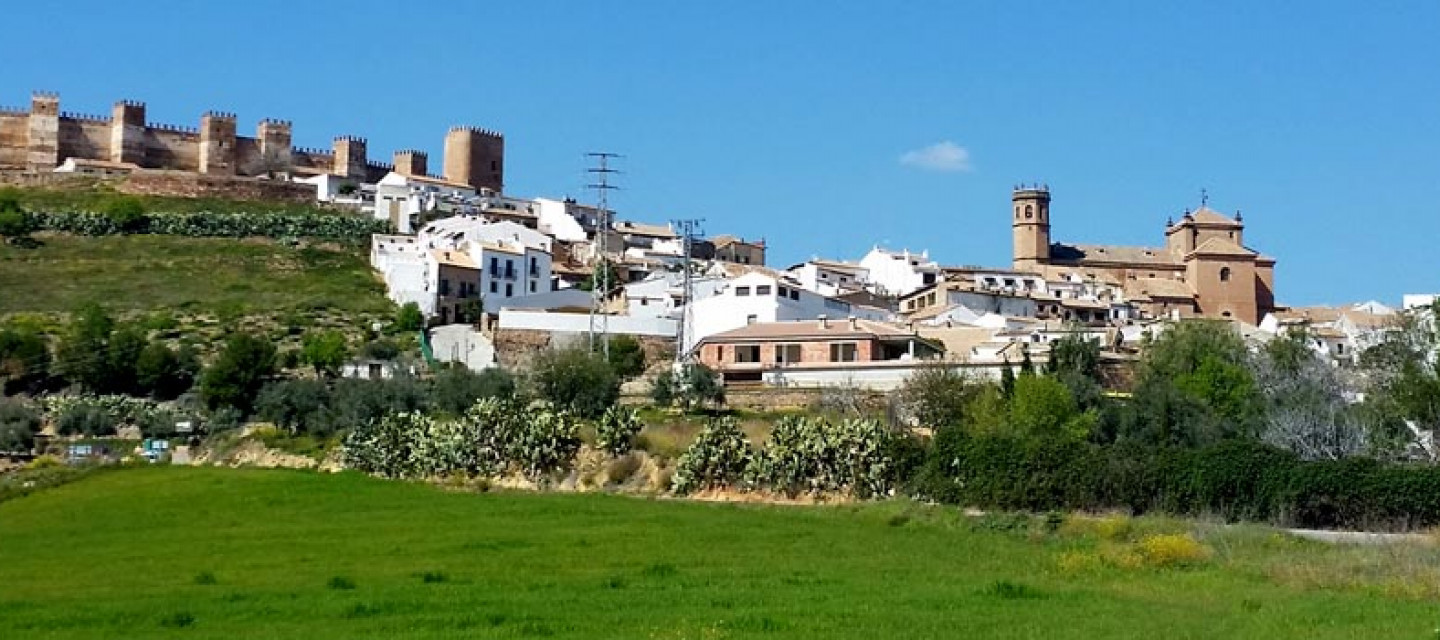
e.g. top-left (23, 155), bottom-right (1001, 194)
top-left (0, 234), bottom-right (388, 316)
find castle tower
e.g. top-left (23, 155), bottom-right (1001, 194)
top-left (199, 111), bottom-right (238, 175)
top-left (443, 126), bottom-right (504, 192)
top-left (255, 119), bottom-right (293, 175)
top-left (110, 100), bottom-right (147, 165)
top-left (26, 92), bottom-right (60, 169)
top-left (393, 149), bottom-right (427, 177)
top-left (331, 136), bottom-right (367, 179)
top-left (1011, 185), bottom-right (1051, 271)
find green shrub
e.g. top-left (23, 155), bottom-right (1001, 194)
top-left (0, 400), bottom-right (41, 452)
top-left (913, 433), bottom-right (1440, 531)
top-left (595, 406), bottom-right (643, 456)
top-left (528, 346), bottom-right (619, 418)
top-left (746, 416), bottom-right (899, 498)
top-left (200, 333), bottom-right (277, 414)
top-left (606, 335), bottom-right (646, 379)
top-left (672, 418), bottom-right (753, 494)
top-left (27, 210), bottom-right (387, 241)
top-left (103, 196), bottom-right (148, 233)
top-left (431, 366), bottom-right (514, 416)
top-left (393, 303), bottom-right (424, 332)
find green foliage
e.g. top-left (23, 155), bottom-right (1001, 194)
top-left (1122, 320), bottom-right (1262, 446)
top-left (0, 399), bottom-right (41, 452)
top-left (200, 333), bottom-right (277, 414)
top-left (255, 379), bottom-right (334, 436)
top-left (650, 369), bottom-right (675, 407)
top-left (102, 196), bottom-right (148, 233)
top-left (606, 335), bottom-right (647, 379)
top-left (595, 406), bottom-right (643, 456)
top-left (393, 303), bottom-right (425, 332)
top-left (528, 346), bottom-right (619, 418)
top-left (134, 342), bottom-right (199, 400)
top-left (343, 399), bottom-right (581, 481)
top-left (578, 260), bottom-right (622, 292)
top-left (431, 366), bottom-right (515, 416)
top-left (301, 330), bottom-right (350, 377)
top-left (652, 363), bottom-right (724, 410)
top-left (746, 416), bottom-right (899, 498)
top-left (54, 303), bottom-right (115, 392)
top-left (672, 417), bottom-right (753, 494)
top-left (55, 405), bottom-right (117, 437)
top-left (26, 210), bottom-right (387, 241)
top-left (911, 432), bottom-right (1440, 531)
top-left (358, 339), bottom-right (401, 361)
top-left (0, 327), bottom-right (50, 394)
top-left (1007, 374), bottom-right (1095, 441)
top-left (897, 366), bottom-right (975, 428)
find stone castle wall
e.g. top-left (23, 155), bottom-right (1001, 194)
top-left (0, 112), bottom-right (25, 166)
top-left (0, 93), bottom-right (504, 191)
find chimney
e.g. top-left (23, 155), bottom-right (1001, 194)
top-left (848, 316), bottom-right (858, 330)
top-left (818, 315), bottom-right (828, 329)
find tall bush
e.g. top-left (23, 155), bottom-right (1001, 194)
top-left (671, 418), bottom-right (753, 494)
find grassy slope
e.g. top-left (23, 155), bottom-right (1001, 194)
top-left (0, 234), bottom-right (387, 315)
top-left (0, 468), bottom-right (1434, 639)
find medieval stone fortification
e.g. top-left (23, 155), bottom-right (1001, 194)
top-left (0, 92), bottom-right (504, 191)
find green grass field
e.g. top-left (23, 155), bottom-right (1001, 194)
top-left (1, 467), bottom-right (1436, 639)
top-left (0, 234), bottom-right (388, 316)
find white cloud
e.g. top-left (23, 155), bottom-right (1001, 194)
top-left (899, 141), bottom-right (972, 173)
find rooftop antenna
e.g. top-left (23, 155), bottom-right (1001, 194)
top-left (672, 217), bottom-right (705, 362)
top-left (1199, 187), bottom-right (1209, 208)
top-left (586, 152), bottom-right (622, 358)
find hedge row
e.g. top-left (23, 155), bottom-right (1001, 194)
top-left (916, 432), bottom-right (1440, 531)
top-left (27, 210), bottom-right (389, 240)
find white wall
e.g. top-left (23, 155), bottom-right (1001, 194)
top-left (761, 361), bottom-right (1019, 391)
top-left (498, 310), bottom-right (678, 337)
top-left (859, 248), bottom-right (939, 296)
top-left (535, 198), bottom-right (588, 242)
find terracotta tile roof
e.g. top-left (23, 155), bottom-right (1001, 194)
top-left (1188, 206), bottom-right (1243, 226)
top-left (1188, 237), bottom-right (1257, 258)
top-left (698, 319), bottom-right (924, 344)
top-left (1125, 277), bottom-right (1195, 300)
top-left (614, 221), bottom-right (675, 239)
top-left (916, 326), bottom-right (997, 357)
top-left (430, 248), bottom-right (477, 269)
top-left (1050, 243), bottom-right (1176, 266)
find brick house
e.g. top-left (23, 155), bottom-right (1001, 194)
top-left (693, 317), bottom-right (943, 384)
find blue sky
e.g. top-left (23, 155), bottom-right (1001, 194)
top-left (7, 1), bottom-right (1439, 305)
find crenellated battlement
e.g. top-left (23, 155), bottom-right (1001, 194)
top-left (31, 91), bottom-right (58, 100)
top-left (292, 146), bottom-right (335, 157)
top-left (368, 161), bottom-right (394, 170)
top-left (258, 118), bottom-right (292, 127)
top-left (202, 110), bottom-right (237, 121)
top-left (149, 122), bottom-right (199, 135)
top-left (448, 125), bottom-right (503, 138)
top-left (116, 99), bottom-right (145, 108)
top-left (334, 134), bottom-right (367, 144)
top-left (0, 105), bottom-right (25, 116)
top-left (61, 111), bottom-right (109, 124)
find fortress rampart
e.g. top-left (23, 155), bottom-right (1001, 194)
top-left (0, 92), bottom-right (505, 191)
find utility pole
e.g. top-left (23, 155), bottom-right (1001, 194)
top-left (586, 152), bottom-right (621, 358)
top-left (671, 217), bottom-right (705, 363)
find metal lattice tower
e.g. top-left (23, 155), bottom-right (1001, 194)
top-left (671, 217), bottom-right (705, 362)
top-left (586, 152), bottom-right (621, 358)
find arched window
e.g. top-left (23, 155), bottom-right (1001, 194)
top-left (1219, 266), bottom-right (1231, 282)
top-left (1025, 205), bottom-right (1034, 219)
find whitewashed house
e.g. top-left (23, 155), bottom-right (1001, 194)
top-left (625, 272), bottom-right (730, 319)
top-left (374, 172), bottom-right (478, 233)
top-left (685, 271), bottom-right (892, 352)
top-left (787, 259), bottom-right (870, 296)
top-left (858, 247), bottom-right (941, 296)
